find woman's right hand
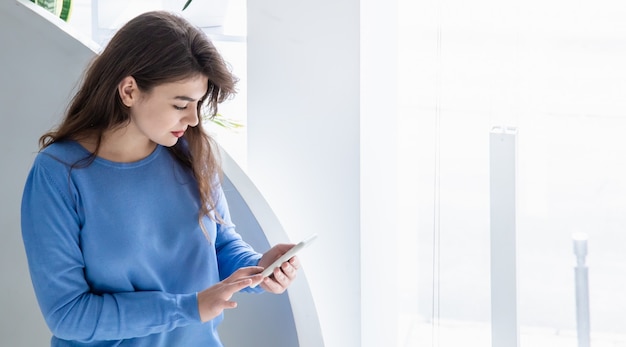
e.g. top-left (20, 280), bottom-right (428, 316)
top-left (197, 266), bottom-right (264, 322)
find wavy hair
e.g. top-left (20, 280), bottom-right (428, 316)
top-left (40, 11), bottom-right (236, 225)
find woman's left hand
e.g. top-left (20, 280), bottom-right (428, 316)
top-left (257, 244), bottom-right (300, 294)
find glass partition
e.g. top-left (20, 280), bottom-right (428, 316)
top-left (398, 0), bottom-right (626, 346)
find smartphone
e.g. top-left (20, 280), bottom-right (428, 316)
top-left (250, 233), bottom-right (318, 288)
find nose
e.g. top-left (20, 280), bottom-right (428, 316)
top-left (185, 106), bottom-right (200, 127)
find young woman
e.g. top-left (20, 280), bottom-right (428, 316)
top-left (21, 11), bottom-right (299, 346)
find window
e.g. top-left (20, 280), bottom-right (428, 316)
top-left (398, 0), bottom-right (626, 346)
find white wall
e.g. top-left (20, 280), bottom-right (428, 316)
top-left (247, 1), bottom-right (362, 346)
top-left (0, 2), bottom-right (97, 345)
top-left (360, 1), bottom-right (399, 346)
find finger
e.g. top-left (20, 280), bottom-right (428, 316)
top-left (225, 267), bottom-right (264, 283)
top-left (248, 273), bottom-right (264, 287)
top-left (227, 278), bottom-right (254, 294)
top-left (234, 266), bottom-right (265, 277)
top-left (234, 273), bottom-right (264, 289)
top-left (288, 256), bottom-right (300, 270)
top-left (223, 300), bottom-right (238, 309)
top-left (260, 276), bottom-right (285, 294)
top-left (281, 262), bottom-right (298, 279)
top-left (273, 265), bottom-right (292, 286)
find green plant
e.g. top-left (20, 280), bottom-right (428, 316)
top-left (30, 0), bottom-right (72, 22)
top-left (182, 0), bottom-right (193, 11)
top-left (203, 113), bottom-right (245, 130)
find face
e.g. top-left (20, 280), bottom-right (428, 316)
top-left (123, 74), bottom-right (209, 147)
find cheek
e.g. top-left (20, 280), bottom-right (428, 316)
top-left (133, 107), bottom-right (176, 129)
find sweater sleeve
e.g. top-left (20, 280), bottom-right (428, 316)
top-left (212, 185), bottom-right (264, 293)
top-left (20, 158), bottom-right (201, 342)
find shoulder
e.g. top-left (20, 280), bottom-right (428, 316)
top-left (39, 140), bottom-right (91, 160)
top-left (28, 141), bottom-right (93, 185)
top-left (24, 142), bottom-right (91, 207)
top-left (35, 141), bottom-right (92, 169)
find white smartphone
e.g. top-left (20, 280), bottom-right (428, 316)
top-left (250, 233), bottom-right (318, 288)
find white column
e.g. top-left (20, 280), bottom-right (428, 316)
top-left (489, 126), bottom-right (519, 347)
top-left (247, 1), bottom-right (361, 346)
top-left (360, 0), bottom-right (399, 346)
top-left (573, 233), bottom-right (591, 347)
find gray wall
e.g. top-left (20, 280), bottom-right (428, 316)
top-left (0, 2), bottom-right (97, 345)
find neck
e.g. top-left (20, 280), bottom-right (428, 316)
top-left (80, 125), bottom-right (157, 163)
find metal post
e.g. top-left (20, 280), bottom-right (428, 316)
top-left (573, 233), bottom-right (591, 347)
top-left (490, 126), bottom-right (519, 347)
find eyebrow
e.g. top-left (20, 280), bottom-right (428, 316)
top-left (173, 96), bottom-right (197, 102)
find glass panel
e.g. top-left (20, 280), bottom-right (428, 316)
top-left (398, 0), bottom-right (626, 346)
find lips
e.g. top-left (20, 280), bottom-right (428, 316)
top-left (171, 131), bottom-right (185, 138)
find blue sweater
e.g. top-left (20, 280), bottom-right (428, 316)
top-left (21, 140), bottom-right (263, 346)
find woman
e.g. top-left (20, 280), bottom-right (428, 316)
top-left (21, 11), bottom-right (299, 346)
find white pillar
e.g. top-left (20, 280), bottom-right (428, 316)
top-left (247, 1), bottom-right (361, 346)
top-left (360, 0), bottom-right (399, 346)
top-left (573, 233), bottom-right (591, 347)
top-left (489, 126), bottom-right (519, 347)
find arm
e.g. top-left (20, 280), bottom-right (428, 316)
top-left (212, 185), bottom-right (264, 291)
top-left (20, 159), bottom-right (200, 342)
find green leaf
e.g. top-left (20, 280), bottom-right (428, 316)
top-left (204, 113), bottom-right (245, 130)
top-left (59, 0), bottom-right (71, 21)
top-left (182, 0), bottom-right (192, 11)
top-left (32, 0), bottom-right (72, 22)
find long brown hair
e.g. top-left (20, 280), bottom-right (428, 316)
top-left (40, 11), bottom-right (236, 224)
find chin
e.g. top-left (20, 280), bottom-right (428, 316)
top-left (157, 138), bottom-right (179, 148)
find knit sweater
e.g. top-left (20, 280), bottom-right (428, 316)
top-left (21, 140), bottom-right (262, 346)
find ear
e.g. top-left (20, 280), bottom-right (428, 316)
top-left (118, 76), bottom-right (138, 107)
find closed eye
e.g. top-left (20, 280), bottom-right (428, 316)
top-left (173, 105), bottom-right (188, 110)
